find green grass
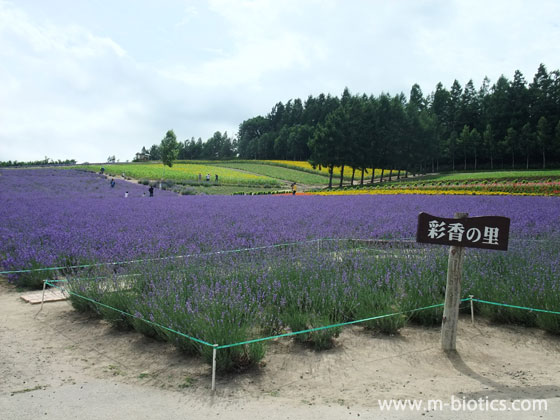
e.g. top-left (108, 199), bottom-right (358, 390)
top-left (212, 162), bottom-right (330, 184)
top-left (417, 169), bottom-right (560, 182)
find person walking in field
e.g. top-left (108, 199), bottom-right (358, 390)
top-left (206, 173), bottom-right (210, 182)
top-left (149, 186), bottom-right (154, 197)
top-left (215, 174), bottom-right (219, 182)
top-left (124, 191), bottom-right (128, 198)
top-left (291, 182), bottom-right (297, 196)
top-left (110, 178), bottom-right (115, 188)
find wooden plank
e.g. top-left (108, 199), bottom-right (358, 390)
top-left (20, 289), bottom-right (68, 304)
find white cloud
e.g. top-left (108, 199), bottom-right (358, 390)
top-left (1, 0), bottom-right (559, 162)
top-left (160, 32), bottom-right (324, 88)
top-left (159, 0), bottom-right (328, 88)
top-left (0, 1), bottom-right (153, 162)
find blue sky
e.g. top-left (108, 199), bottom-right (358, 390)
top-left (1, 0), bottom-right (559, 163)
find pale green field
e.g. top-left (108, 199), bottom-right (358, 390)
top-left (213, 162), bottom-right (329, 184)
top-left (424, 170), bottom-right (560, 181)
top-left (74, 163), bottom-right (280, 186)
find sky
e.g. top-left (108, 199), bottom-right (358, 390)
top-left (1, 0), bottom-right (559, 163)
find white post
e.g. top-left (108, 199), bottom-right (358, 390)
top-left (35, 280), bottom-right (47, 317)
top-left (469, 295), bottom-right (475, 324)
top-left (211, 345), bottom-right (217, 392)
top-left (441, 212), bottom-right (467, 351)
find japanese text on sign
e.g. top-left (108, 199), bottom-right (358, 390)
top-left (417, 213), bottom-right (510, 251)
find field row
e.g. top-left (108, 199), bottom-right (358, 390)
top-left (67, 237), bottom-right (560, 371)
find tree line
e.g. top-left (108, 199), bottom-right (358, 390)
top-left (136, 63), bottom-right (560, 186)
top-left (135, 131), bottom-right (236, 162)
top-left (0, 157), bottom-right (77, 167)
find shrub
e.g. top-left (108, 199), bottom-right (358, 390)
top-left (355, 296), bottom-right (407, 335)
top-left (284, 312), bottom-right (341, 350)
top-left (98, 291), bottom-right (134, 330)
top-left (536, 313), bottom-right (560, 335)
top-left (180, 188), bottom-right (197, 195)
top-left (202, 342), bottom-right (267, 372)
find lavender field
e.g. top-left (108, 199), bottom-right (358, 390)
top-left (1, 169), bottom-right (560, 370)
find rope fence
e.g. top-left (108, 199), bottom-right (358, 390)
top-left (2, 236), bottom-right (554, 276)
top-left (36, 280), bottom-right (559, 392)
top-left (10, 238), bottom-right (556, 392)
top-left (1, 238), bottom-right (326, 275)
top-left (470, 298), bottom-right (560, 316)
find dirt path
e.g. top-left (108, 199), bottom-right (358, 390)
top-left (1, 282), bottom-right (559, 419)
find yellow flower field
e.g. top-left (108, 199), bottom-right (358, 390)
top-left (308, 188), bottom-right (541, 196)
top-left (269, 160), bottom-right (386, 178)
top-left (77, 163), bottom-right (279, 186)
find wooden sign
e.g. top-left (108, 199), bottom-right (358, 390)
top-left (416, 211), bottom-right (511, 352)
top-left (416, 212), bottom-right (510, 251)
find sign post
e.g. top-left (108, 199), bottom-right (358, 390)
top-left (441, 212), bottom-right (467, 351)
top-left (416, 212), bottom-right (510, 351)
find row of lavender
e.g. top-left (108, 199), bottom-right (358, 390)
top-left (1, 169), bottom-right (558, 284)
top-left (67, 236), bottom-right (559, 371)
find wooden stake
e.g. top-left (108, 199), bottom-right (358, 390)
top-left (211, 345), bottom-right (217, 392)
top-left (441, 212), bottom-right (468, 351)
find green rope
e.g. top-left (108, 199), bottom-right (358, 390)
top-left (45, 280), bottom-right (215, 348)
top-left (47, 276), bottom-right (462, 350)
top-left (1, 238), bottom-right (331, 274)
top-left (216, 301), bottom-right (466, 350)
top-left (471, 298), bottom-right (560, 315)
top-left (4, 236), bottom-right (558, 275)
top-left (45, 281), bottom-right (560, 352)
top-left (0, 237), bottom-right (415, 275)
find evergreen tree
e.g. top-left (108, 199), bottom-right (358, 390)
top-left (308, 123), bottom-right (336, 188)
top-left (447, 131), bottom-right (458, 171)
top-left (449, 80), bottom-right (463, 133)
top-left (555, 120), bottom-right (560, 162)
top-left (459, 79), bottom-right (479, 129)
top-left (508, 70), bottom-right (529, 132)
top-left (520, 123), bottom-right (534, 169)
top-left (458, 125), bottom-right (471, 170)
top-left (529, 64), bottom-right (552, 126)
top-left (489, 75), bottom-right (511, 146)
top-left (483, 124), bottom-right (496, 170)
top-left (470, 128), bottom-right (481, 170)
top-left (503, 127), bottom-right (519, 169)
top-left (537, 116), bottom-right (550, 168)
